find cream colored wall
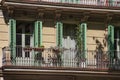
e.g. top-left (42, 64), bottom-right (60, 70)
top-left (43, 21), bottom-right (56, 48)
top-left (87, 23), bottom-right (107, 51)
top-left (87, 23), bottom-right (108, 65)
top-left (42, 21), bottom-right (56, 59)
top-left (0, 10), bottom-right (9, 67)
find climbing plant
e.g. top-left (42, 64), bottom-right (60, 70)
top-left (75, 25), bottom-right (83, 67)
top-left (75, 25), bottom-right (82, 52)
top-left (75, 23), bottom-right (87, 66)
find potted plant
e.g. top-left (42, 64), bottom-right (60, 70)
top-left (34, 45), bottom-right (45, 52)
top-left (52, 46), bottom-right (61, 53)
top-left (34, 45), bottom-right (45, 65)
top-left (23, 46), bottom-right (32, 52)
top-left (50, 46), bottom-right (65, 66)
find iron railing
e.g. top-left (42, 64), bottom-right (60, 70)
top-left (2, 46), bottom-right (120, 70)
top-left (4, 0), bottom-right (120, 7)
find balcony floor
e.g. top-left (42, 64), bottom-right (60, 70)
top-left (2, 65), bottom-right (120, 80)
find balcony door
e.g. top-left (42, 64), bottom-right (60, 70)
top-left (62, 24), bottom-right (77, 67)
top-left (16, 23), bottom-right (34, 66)
top-left (115, 28), bottom-right (120, 62)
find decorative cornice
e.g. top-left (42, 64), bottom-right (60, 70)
top-left (36, 9), bottom-right (44, 20)
top-left (105, 13), bottom-right (113, 24)
top-left (7, 6), bottom-right (14, 17)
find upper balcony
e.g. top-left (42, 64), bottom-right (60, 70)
top-left (3, 0), bottom-right (120, 6)
top-left (2, 0), bottom-right (120, 11)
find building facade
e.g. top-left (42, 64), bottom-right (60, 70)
top-left (0, 0), bottom-right (120, 80)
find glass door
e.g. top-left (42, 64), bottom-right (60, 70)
top-left (16, 23), bottom-right (34, 66)
top-left (62, 24), bottom-right (77, 67)
top-left (115, 29), bottom-right (120, 62)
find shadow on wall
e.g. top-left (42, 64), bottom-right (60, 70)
top-left (92, 30), bottom-right (109, 68)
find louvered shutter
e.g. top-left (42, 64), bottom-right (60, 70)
top-left (34, 21), bottom-right (42, 47)
top-left (108, 25), bottom-right (114, 58)
top-left (9, 19), bottom-right (16, 60)
top-left (56, 22), bottom-right (63, 47)
top-left (80, 23), bottom-right (87, 58)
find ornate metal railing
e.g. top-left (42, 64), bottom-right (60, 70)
top-left (4, 0), bottom-right (120, 7)
top-left (2, 46), bottom-right (120, 70)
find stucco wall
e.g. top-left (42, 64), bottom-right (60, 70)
top-left (86, 22), bottom-right (108, 65)
top-left (43, 21), bottom-right (56, 48)
top-left (0, 10), bottom-right (9, 67)
top-left (87, 23), bottom-right (107, 51)
top-left (42, 21), bottom-right (56, 60)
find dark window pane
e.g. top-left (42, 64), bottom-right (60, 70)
top-left (25, 35), bottom-right (30, 45)
top-left (16, 34), bottom-right (22, 45)
top-left (25, 24), bottom-right (31, 34)
top-left (16, 24), bottom-right (22, 33)
top-left (16, 47), bottom-right (22, 57)
top-left (25, 52), bottom-right (30, 57)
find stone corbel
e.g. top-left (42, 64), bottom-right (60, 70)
top-left (55, 10), bottom-right (61, 21)
top-left (54, 10), bottom-right (62, 27)
top-left (81, 12), bottom-right (89, 22)
top-left (37, 9), bottom-right (44, 20)
top-left (105, 14), bottom-right (113, 24)
top-left (81, 15), bottom-right (89, 22)
top-left (7, 7), bottom-right (14, 18)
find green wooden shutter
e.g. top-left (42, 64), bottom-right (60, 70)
top-left (80, 23), bottom-right (87, 58)
top-left (9, 19), bottom-right (16, 60)
top-left (34, 21), bottom-right (42, 47)
top-left (108, 25), bottom-right (114, 58)
top-left (34, 21), bottom-right (38, 47)
top-left (56, 22), bottom-right (63, 47)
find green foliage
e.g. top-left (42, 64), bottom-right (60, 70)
top-left (75, 25), bottom-right (87, 65)
top-left (75, 25), bottom-right (82, 51)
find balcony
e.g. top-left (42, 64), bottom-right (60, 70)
top-left (3, 0), bottom-right (120, 7)
top-left (2, 46), bottom-right (120, 71)
top-left (2, 0), bottom-right (120, 15)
